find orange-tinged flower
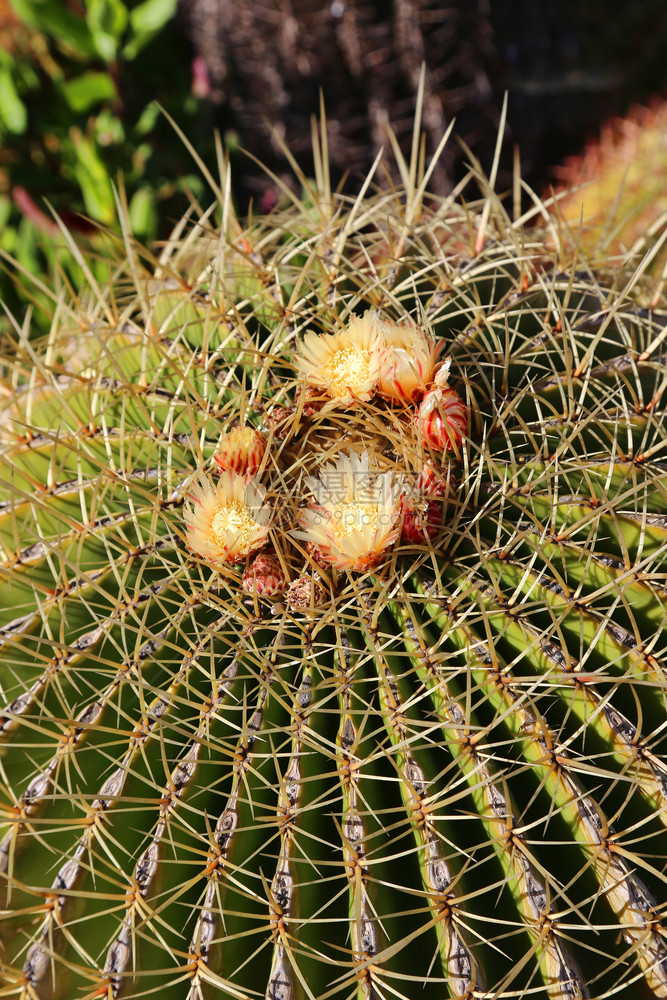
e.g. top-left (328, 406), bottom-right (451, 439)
top-left (184, 471), bottom-right (271, 564)
top-left (294, 314), bottom-right (383, 404)
top-left (294, 452), bottom-right (403, 572)
top-left (376, 318), bottom-right (440, 403)
top-left (214, 426), bottom-right (266, 477)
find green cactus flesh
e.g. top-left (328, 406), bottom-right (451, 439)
top-left (1, 140), bottom-right (667, 1000)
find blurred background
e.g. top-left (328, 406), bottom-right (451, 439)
top-left (2, 0), bottom-right (667, 334)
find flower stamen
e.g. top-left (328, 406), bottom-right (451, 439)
top-left (211, 499), bottom-right (259, 549)
top-left (335, 500), bottom-right (381, 537)
top-left (323, 347), bottom-right (372, 398)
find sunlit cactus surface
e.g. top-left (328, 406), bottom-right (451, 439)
top-left (1, 117), bottom-right (667, 1000)
top-left (551, 99), bottom-right (667, 276)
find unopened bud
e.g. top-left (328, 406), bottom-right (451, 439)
top-left (295, 384), bottom-right (327, 417)
top-left (417, 386), bottom-right (468, 455)
top-left (265, 406), bottom-right (294, 439)
top-left (305, 540), bottom-right (329, 566)
top-left (286, 576), bottom-right (326, 612)
top-left (214, 426), bottom-right (266, 477)
top-left (242, 553), bottom-right (288, 598)
top-left (401, 465), bottom-right (451, 543)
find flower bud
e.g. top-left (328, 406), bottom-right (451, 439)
top-left (265, 406), bottom-right (294, 440)
top-left (214, 426), bottom-right (266, 477)
top-left (400, 465), bottom-right (451, 544)
top-left (242, 552), bottom-right (287, 598)
top-left (417, 386), bottom-right (468, 455)
top-left (295, 384), bottom-right (327, 417)
top-left (305, 539), bottom-right (330, 567)
top-left (287, 576), bottom-right (326, 612)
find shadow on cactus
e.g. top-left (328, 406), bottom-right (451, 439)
top-left (1, 110), bottom-right (667, 1000)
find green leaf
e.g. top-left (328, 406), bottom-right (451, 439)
top-left (129, 0), bottom-right (177, 35)
top-left (94, 108), bottom-right (125, 144)
top-left (0, 196), bottom-right (11, 228)
top-left (123, 0), bottom-right (176, 58)
top-left (9, 0), bottom-right (97, 57)
top-left (0, 66), bottom-right (27, 134)
top-left (85, 0), bottom-right (128, 61)
top-left (0, 198), bottom-right (17, 253)
top-left (128, 186), bottom-right (157, 238)
top-left (62, 72), bottom-right (116, 113)
top-left (67, 128), bottom-right (116, 225)
top-left (134, 100), bottom-right (160, 136)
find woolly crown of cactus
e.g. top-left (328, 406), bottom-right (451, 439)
top-left (1, 101), bottom-right (667, 1000)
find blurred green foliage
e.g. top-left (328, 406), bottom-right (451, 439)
top-left (0, 0), bottom-right (217, 336)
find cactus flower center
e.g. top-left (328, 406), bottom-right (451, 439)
top-left (335, 500), bottom-right (381, 538)
top-left (323, 347), bottom-right (372, 398)
top-left (211, 499), bottom-right (259, 549)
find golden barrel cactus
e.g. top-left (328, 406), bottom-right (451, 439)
top-left (1, 118), bottom-right (667, 1000)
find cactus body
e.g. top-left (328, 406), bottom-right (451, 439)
top-left (1, 129), bottom-right (667, 1000)
top-left (551, 99), bottom-right (667, 272)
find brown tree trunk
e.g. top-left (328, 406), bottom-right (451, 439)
top-left (179, 0), bottom-right (667, 204)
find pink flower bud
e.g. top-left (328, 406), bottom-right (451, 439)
top-left (214, 426), bottom-right (266, 477)
top-left (242, 553), bottom-right (287, 598)
top-left (305, 539), bottom-right (330, 567)
top-left (295, 384), bottom-right (327, 417)
top-left (265, 406), bottom-right (294, 439)
top-left (417, 386), bottom-right (468, 455)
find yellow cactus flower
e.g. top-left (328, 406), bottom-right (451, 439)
top-left (294, 314), bottom-right (383, 404)
top-left (295, 451), bottom-right (403, 572)
top-left (184, 471), bottom-right (271, 564)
